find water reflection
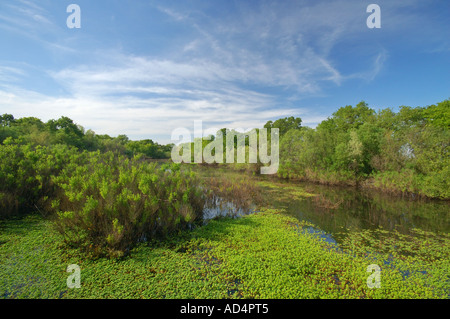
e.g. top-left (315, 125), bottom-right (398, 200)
top-left (193, 166), bottom-right (449, 240)
top-left (303, 226), bottom-right (339, 247)
top-left (256, 176), bottom-right (450, 237)
top-left (202, 198), bottom-right (256, 221)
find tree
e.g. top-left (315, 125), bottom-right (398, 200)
top-left (422, 100), bottom-right (450, 129)
top-left (332, 101), bottom-right (375, 131)
top-left (116, 134), bottom-right (129, 145)
top-left (14, 117), bottom-right (44, 128)
top-left (264, 116), bottom-right (302, 136)
top-left (46, 116), bottom-right (85, 148)
top-left (0, 114), bottom-right (15, 127)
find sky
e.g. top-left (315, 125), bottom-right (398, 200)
top-left (0, 0), bottom-right (449, 144)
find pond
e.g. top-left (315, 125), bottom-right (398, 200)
top-left (257, 176), bottom-right (450, 236)
top-left (196, 166), bottom-right (450, 242)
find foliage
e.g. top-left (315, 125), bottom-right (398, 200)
top-left (277, 100), bottom-right (449, 199)
top-left (173, 100), bottom-right (448, 199)
top-left (1, 211), bottom-right (447, 299)
top-left (0, 143), bottom-right (80, 218)
top-left (52, 153), bottom-right (205, 257)
top-left (0, 140), bottom-right (205, 257)
top-left (125, 139), bottom-right (172, 159)
top-left (0, 114), bottom-right (172, 158)
top-left (264, 116), bottom-right (302, 136)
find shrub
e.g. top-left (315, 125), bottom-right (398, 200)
top-left (0, 142), bottom-right (80, 218)
top-left (0, 143), bottom-right (37, 218)
top-left (53, 152), bottom-right (205, 257)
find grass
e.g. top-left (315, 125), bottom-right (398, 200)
top-left (1, 209), bottom-right (448, 299)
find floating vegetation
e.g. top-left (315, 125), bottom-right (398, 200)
top-left (255, 180), bottom-right (316, 202)
top-left (335, 226), bottom-right (450, 297)
top-left (1, 210), bottom-right (448, 299)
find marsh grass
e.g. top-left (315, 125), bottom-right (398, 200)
top-left (193, 166), bottom-right (264, 219)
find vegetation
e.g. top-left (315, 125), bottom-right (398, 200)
top-left (0, 114), bottom-right (172, 158)
top-left (0, 143), bottom-right (206, 257)
top-left (0, 126), bottom-right (259, 258)
top-left (1, 210), bottom-right (448, 299)
top-left (277, 100), bottom-right (449, 199)
top-left (0, 119), bottom-right (205, 257)
top-left (53, 156), bottom-right (205, 258)
top-left (174, 100), bottom-right (449, 199)
top-left (0, 99), bottom-right (448, 299)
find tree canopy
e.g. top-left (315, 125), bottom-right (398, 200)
top-left (0, 114), bottom-right (172, 159)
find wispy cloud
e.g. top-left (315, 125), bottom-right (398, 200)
top-left (0, 65), bottom-right (26, 83)
top-left (1, 0), bottom-right (447, 143)
top-left (2, 49), bottom-right (323, 143)
top-left (0, 1), bottom-right (54, 32)
top-left (0, 1), bottom-right (380, 141)
top-left (0, 0), bottom-right (75, 53)
top-left (344, 50), bottom-right (388, 82)
top-left (154, 0), bottom-right (372, 93)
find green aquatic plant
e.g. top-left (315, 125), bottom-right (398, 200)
top-left (1, 210), bottom-right (447, 299)
top-left (336, 226), bottom-right (450, 298)
top-left (255, 180), bottom-right (316, 203)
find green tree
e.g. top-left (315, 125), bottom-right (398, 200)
top-left (0, 114), bottom-right (15, 127)
top-left (423, 99), bottom-right (450, 129)
top-left (46, 116), bottom-right (85, 148)
top-left (264, 116), bottom-right (302, 136)
top-left (332, 101), bottom-right (375, 132)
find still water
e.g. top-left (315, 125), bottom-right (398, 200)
top-left (258, 177), bottom-right (450, 236)
top-left (198, 167), bottom-right (449, 240)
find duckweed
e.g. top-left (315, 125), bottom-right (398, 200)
top-left (1, 209), bottom-right (447, 299)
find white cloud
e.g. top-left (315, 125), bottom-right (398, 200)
top-left (345, 50), bottom-right (388, 82)
top-left (5, 0), bottom-right (446, 143)
top-left (0, 1), bottom-right (374, 142)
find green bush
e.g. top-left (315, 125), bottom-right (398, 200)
top-left (0, 142), bottom-right (80, 218)
top-left (0, 143), bottom-right (36, 218)
top-left (0, 141), bottom-right (207, 257)
top-left (53, 152), bottom-right (205, 257)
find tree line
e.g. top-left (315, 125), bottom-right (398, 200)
top-left (194, 100), bottom-right (449, 199)
top-left (0, 114), bottom-right (172, 159)
top-left (275, 100), bottom-right (449, 199)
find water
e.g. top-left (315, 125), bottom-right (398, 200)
top-left (255, 176), bottom-right (450, 237)
top-left (193, 166), bottom-right (449, 244)
top-left (202, 197), bottom-right (254, 221)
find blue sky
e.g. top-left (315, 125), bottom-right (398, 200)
top-left (0, 0), bottom-right (449, 143)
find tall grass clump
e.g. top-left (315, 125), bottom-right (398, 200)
top-left (201, 172), bottom-right (263, 218)
top-left (53, 153), bottom-right (205, 257)
top-left (0, 141), bottom-right (81, 219)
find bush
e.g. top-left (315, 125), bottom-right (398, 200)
top-left (0, 142), bottom-right (80, 218)
top-left (0, 143), bottom-right (37, 218)
top-left (53, 152), bottom-right (205, 257)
